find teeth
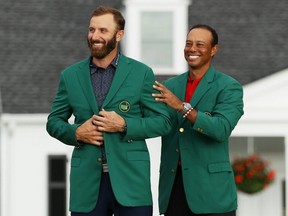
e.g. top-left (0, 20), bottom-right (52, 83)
top-left (188, 55), bottom-right (199, 59)
top-left (93, 43), bottom-right (103, 46)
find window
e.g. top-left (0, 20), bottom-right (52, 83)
top-left (229, 136), bottom-right (285, 156)
top-left (124, 0), bottom-right (190, 75)
top-left (140, 11), bottom-right (173, 69)
top-left (48, 155), bottom-right (67, 216)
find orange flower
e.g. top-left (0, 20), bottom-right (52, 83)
top-left (235, 175), bottom-right (243, 183)
top-left (235, 164), bottom-right (245, 172)
top-left (246, 170), bottom-right (254, 179)
top-left (267, 170), bottom-right (276, 181)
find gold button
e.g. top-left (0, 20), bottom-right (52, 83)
top-left (171, 169), bottom-right (175, 173)
top-left (179, 128), bottom-right (184, 132)
top-left (97, 158), bottom-right (102, 162)
top-left (176, 148), bottom-right (179, 153)
top-left (197, 128), bottom-right (203, 132)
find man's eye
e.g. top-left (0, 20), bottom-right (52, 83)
top-left (100, 29), bottom-right (107, 33)
top-left (197, 43), bottom-right (205, 48)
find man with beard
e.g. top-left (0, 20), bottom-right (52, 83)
top-left (46, 6), bottom-right (171, 216)
top-left (152, 25), bottom-right (244, 216)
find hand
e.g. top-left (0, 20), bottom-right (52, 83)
top-left (75, 115), bottom-right (104, 146)
top-left (93, 109), bottom-right (126, 133)
top-left (152, 81), bottom-right (183, 112)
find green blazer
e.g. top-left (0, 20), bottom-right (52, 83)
top-left (158, 66), bottom-right (244, 214)
top-left (46, 54), bottom-right (171, 213)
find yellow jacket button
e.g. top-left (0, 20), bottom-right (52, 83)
top-left (197, 128), bottom-right (203, 132)
top-left (179, 128), bottom-right (184, 132)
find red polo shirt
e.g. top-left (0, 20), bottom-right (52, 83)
top-left (185, 76), bottom-right (202, 102)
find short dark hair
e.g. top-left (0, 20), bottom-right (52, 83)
top-left (189, 24), bottom-right (218, 47)
top-left (90, 6), bottom-right (125, 31)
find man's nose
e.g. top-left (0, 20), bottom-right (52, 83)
top-left (91, 30), bottom-right (101, 40)
top-left (188, 44), bottom-right (197, 51)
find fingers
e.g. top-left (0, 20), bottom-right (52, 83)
top-left (97, 125), bottom-right (105, 132)
top-left (152, 93), bottom-right (165, 102)
top-left (90, 138), bottom-right (103, 146)
top-left (152, 81), bottom-right (162, 92)
top-left (152, 81), bottom-right (169, 99)
top-left (152, 86), bottom-right (166, 102)
top-left (152, 82), bottom-right (162, 98)
top-left (93, 114), bottom-right (104, 122)
top-left (155, 80), bottom-right (164, 87)
top-left (92, 135), bottom-right (104, 146)
top-left (92, 114), bottom-right (106, 129)
top-left (94, 141), bottom-right (104, 146)
top-left (98, 110), bottom-right (107, 117)
top-left (88, 129), bottom-right (104, 146)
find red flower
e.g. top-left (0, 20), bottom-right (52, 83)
top-left (246, 170), bottom-right (255, 179)
top-left (235, 164), bottom-right (245, 172)
top-left (235, 175), bottom-right (243, 183)
top-left (267, 170), bottom-right (276, 181)
top-left (232, 155), bottom-right (276, 194)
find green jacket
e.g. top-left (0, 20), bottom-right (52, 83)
top-left (46, 54), bottom-right (171, 212)
top-left (159, 66), bottom-right (244, 214)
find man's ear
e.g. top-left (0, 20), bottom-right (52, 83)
top-left (211, 44), bottom-right (218, 57)
top-left (116, 30), bottom-right (124, 42)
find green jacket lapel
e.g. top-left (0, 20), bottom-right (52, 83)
top-left (102, 54), bottom-right (130, 108)
top-left (179, 66), bottom-right (215, 124)
top-left (190, 66), bottom-right (215, 108)
top-left (76, 57), bottom-right (99, 113)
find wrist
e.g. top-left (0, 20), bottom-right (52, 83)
top-left (183, 107), bottom-right (193, 118)
top-left (177, 102), bottom-right (183, 112)
top-left (181, 102), bottom-right (192, 114)
top-left (120, 121), bottom-right (127, 133)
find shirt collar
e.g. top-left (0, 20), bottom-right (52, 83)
top-left (187, 75), bottom-right (202, 84)
top-left (89, 52), bottom-right (120, 72)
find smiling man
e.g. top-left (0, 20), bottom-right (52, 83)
top-left (47, 6), bottom-right (171, 216)
top-left (152, 24), bottom-right (244, 216)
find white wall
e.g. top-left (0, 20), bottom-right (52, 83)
top-left (0, 114), bottom-right (72, 216)
top-left (231, 68), bottom-right (288, 216)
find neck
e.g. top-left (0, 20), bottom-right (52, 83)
top-left (189, 63), bottom-right (211, 80)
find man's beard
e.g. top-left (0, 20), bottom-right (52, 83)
top-left (88, 33), bottom-right (117, 59)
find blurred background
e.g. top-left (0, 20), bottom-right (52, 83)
top-left (0, 0), bottom-right (288, 215)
